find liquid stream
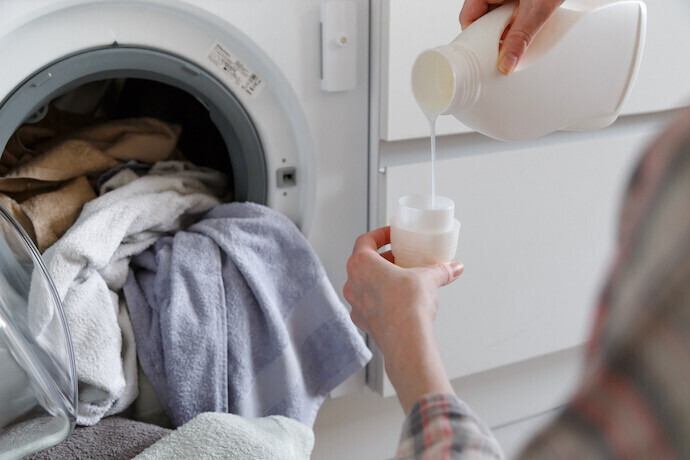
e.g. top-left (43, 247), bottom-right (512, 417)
top-left (427, 115), bottom-right (438, 208)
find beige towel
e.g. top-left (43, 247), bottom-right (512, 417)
top-left (0, 117), bottom-right (181, 251)
top-left (0, 104), bottom-right (104, 175)
top-left (0, 178), bottom-right (96, 252)
top-left (0, 126), bottom-right (56, 176)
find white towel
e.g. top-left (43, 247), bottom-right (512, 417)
top-left (134, 412), bottom-right (314, 460)
top-left (36, 161), bottom-right (228, 425)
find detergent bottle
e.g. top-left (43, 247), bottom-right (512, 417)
top-left (411, 0), bottom-right (647, 141)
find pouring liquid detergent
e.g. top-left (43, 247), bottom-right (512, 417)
top-left (391, 0), bottom-right (646, 268)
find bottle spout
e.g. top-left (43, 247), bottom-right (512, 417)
top-left (412, 46), bottom-right (480, 117)
top-left (412, 49), bottom-right (455, 116)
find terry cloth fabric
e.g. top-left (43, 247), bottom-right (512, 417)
top-left (35, 161), bottom-right (228, 426)
top-left (0, 117), bottom-right (180, 251)
top-left (25, 417), bottom-right (171, 460)
top-left (96, 160), bottom-right (153, 192)
top-left (0, 176), bottom-right (96, 253)
top-left (124, 202), bottom-right (372, 428)
top-left (134, 412), bottom-right (314, 460)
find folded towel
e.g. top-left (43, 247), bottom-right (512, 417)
top-left (124, 202), bottom-right (372, 428)
top-left (33, 161), bottom-right (228, 425)
top-left (135, 412), bottom-right (314, 460)
top-left (25, 416), bottom-right (171, 460)
top-left (0, 117), bottom-right (180, 250)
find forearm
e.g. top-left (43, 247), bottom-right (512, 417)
top-left (382, 322), bottom-right (454, 414)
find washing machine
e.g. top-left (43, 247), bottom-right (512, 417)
top-left (0, 0), bottom-right (370, 457)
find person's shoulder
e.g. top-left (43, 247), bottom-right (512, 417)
top-left (616, 108), bottom-right (690, 247)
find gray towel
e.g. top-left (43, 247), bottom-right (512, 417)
top-left (26, 417), bottom-right (171, 460)
top-left (135, 412), bottom-right (314, 460)
top-left (124, 202), bottom-right (372, 428)
top-left (32, 161), bottom-right (228, 426)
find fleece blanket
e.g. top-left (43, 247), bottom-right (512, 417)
top-left (124, 202), bottom-right (372, 428)
top-left (31, 161), bottom-right (228, 425)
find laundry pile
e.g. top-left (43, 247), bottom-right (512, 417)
top-left (40, 159), bottom-right (229, 425)
top-left (0, 115), bottom-right (183, 252)
top-left (125, 201), bottom-right (371, 428)
top-left (1, 101), bottom-right (370, 456)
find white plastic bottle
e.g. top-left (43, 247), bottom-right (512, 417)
top-left (411, 0), bottom-right (647, 141)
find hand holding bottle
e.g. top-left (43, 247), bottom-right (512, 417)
top-left (413, 0), bottom-right (646, 140)
top-left (459, 0), bottom-right (565, 74)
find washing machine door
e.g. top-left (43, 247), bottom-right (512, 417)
top-left (0, 204), bottom-right (77, 459)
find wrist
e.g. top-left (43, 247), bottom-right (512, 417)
top-left (382, 323), bottom-right (454, 414)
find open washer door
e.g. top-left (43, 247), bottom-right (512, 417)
top-left (0, 205), bottom-right (77, 459)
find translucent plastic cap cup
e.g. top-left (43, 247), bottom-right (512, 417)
top-left (390, 195), bottom-right (461, 268)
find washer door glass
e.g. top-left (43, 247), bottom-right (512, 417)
top-left (0, 204), bottom-right (76, 458)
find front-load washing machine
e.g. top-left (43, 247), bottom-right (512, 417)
top-left (0, 0), bottom-right (370, 457)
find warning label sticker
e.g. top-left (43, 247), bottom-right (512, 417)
top-left (207, 43), bottom-right (265, 98)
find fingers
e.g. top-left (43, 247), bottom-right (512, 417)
top-left (459, 0), bottom-right (512, 29)
top-left (346, 228), bottom-right (396, 287)
top-left (420, 261), bottom-right (464, 288)
top-left (352, 226), bottom-right (391, 254)
top-left (497, 0), bottom-right (563, 74)
top-left (380, 249), bottom-right (395, 264)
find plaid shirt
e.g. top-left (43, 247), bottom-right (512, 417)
top-left (397, 108), bottom-right (690, 460)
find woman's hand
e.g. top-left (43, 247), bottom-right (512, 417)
top-left (459, 0), bottom-right (564, 74)
top-left (344, 226), bottom-right (463, 412)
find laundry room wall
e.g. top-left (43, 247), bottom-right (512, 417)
top-left (310, 0), bottom-right (690, 459)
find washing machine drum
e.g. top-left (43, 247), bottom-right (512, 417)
top-left (0, 59), bottom-right (278, 457)
top-left (0, 48), bottom-right (281, 460)
top-left (0, 50), bottom-right (271, 458)
top-left (0, 205), bottom-right (76, 459)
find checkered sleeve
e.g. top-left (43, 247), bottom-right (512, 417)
top-left (396, 393), bottom-right (504, 459)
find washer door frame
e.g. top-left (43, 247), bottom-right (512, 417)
top-left (0, 46), bottom-right (267, 204)
top-left (0, 0), bottom-right (314, 230)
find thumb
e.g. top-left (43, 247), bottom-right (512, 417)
top-left (422, 261), bottom-right (464, 288)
